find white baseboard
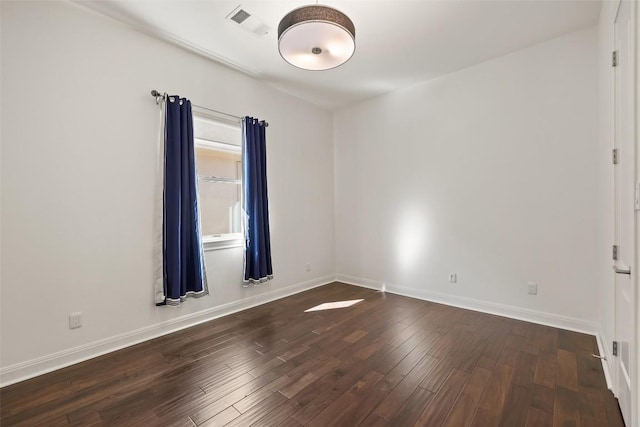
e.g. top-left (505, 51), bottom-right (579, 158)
top-left (0, 275), bottom-right (336, 388)
top-left (336, 274), bottom-right (598, 335)
top-left (335, 274), bottom-right (383, 292)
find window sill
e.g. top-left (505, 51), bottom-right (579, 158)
top-left (202, 234), bottom-right (244, 251)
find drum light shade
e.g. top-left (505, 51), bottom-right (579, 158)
top-left (278, 5), bottom-right (355, 71)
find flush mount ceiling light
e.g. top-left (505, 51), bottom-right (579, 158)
top-left (278, 5), bottom-right (355, 71)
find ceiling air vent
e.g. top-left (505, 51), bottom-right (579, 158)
top-left (226, 5), bottom-right (270, 37)
top-left (230, 9), bottom-right (250, 24)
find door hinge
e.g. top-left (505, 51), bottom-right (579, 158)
top-left (613, 341), bottom-right (618, 356)
top-left (613, 245), bottom-right (619, 261)
top-left (612, 51), bottom-right (618, 67)
top-left (613, 148), bottom-right (619, 164)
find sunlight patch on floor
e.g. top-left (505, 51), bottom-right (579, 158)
top-left (304, 299), bottom-right (364, 312)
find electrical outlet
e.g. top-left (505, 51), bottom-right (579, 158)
top-left (448, 273), bottom-right (457, 283)
top-left (528, 282), bottom-right (538, 295)
top-left (305, 263), bottom-right (311, 272)
top-left (69, 312), bottom-right (82, 329)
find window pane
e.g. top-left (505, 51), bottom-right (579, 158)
top-left (196, 146), bottom-right (242, 237)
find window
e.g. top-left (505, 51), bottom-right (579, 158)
top-left (193, 111), bottom-right (243, 250)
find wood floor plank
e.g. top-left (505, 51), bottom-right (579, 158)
top-left (442, 367), bottom-right (492, 427)
top-left (8, 412), bottom-right (70, 427)
top-left (470, 408), bottom-right (500, 427)
top-left (277, 417), bottom-right (304, 427)
top-left (603, 389), bottom-right (626, 427)
top-left (534, 353), bottom-right (557, 389)
top-left (226, 392), bottom-right (288, 427)
top-left (373, 354), bottom-right (439, 420)
top-left (572, 332), bottom-right (597, 353)
top-left (307, 370), bottom-right (384, 427)
top-left (576, 352), bottom-right (606, 389)
top-left (475, 363), bottom-right (514, 420)
top-left (331, 377), bottom-right (393, 427)
top-left (512, 351), bottom-right (537, 390)
top-left (232, 373), bottom-right (294, 414)
top-left (252, 398), bottom-right (301, 427)
top-left (414, 369), bottom-right (470, 425)
top-left (525, 406), bottom-right (553, 426)
top-left (419, 355), bottom-right (458, 392)
top-left (476, 324), bottom-right (511, 372)
top-left (199, 406), bottom-right (240, 427)
top-left (290, 360), bottom-right (372, 424)
top-left (534, 326), bottom-right (558, 356)
top-left (104, 385), bottom-right (204, 424)
top-left (497, 346), bottom-right (520, 368)
top-left (0, 283), bottom-right (623, 427)
top-left (530, 384), bottom-right (555, 414)
top-left (67, 410), bottom-right (102, 426)
top-left (455, 338), bottom-right (487, 373)
top-left (343, 329), bottom-right (368, 343)
top-left (557, 330), bottom-right (577, 352)
top-left (556, 349), bottom-right (579, 392)
top-left (189, 365), bottom-right (291, 424)
top-left (223, 352), bottom-right (321, 417)
top-left (360, 412), bottom-right (391, 427)
top-left (380, 338), bottom-right (440, 390)
top-left (553, 387), bottom-right (581, 427)
top-left (388, 386), bottom-right (434, 426)
top-left (279, 372), bottom-right (319, 399)
top-left (498, 385), bottom-right (532, 427)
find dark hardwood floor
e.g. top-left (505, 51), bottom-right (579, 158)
top-left (0, 282), bottom-right (625, 426)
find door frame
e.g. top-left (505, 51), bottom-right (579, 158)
top-left (610, 0), bottom-right (639, 426)
top-left (611, 0), bottom-right (639, 425)
top-left (634, 0), bottom-right (640, 422)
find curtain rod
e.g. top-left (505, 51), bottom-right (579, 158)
top-left (150, 90), bottom-right (268, 126)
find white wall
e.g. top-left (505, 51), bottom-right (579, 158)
top-left (0, 1), bottom-right (335, 383)
top-left (334, 27), bottom-right (600, 330)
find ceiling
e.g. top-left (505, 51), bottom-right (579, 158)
top-left (76, 0), bottom-right (601, 110)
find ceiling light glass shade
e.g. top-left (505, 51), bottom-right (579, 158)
top-left (278, 5), bottom-right (355, 71)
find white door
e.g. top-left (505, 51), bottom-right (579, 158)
top-left (613, 1), bottom-right (636, 425)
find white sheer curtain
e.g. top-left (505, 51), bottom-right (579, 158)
top-left (153, 99), bottom-right (166, 305)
